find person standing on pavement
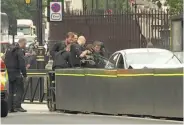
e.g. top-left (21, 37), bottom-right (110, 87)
top-left (70, 36), bottom-right (91, 67)
top-left (50, 32), bottom-right (75, 59)
top-left (4, 38), bottom-right (27, 112)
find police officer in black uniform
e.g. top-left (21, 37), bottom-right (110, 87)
top-left (88, 41), bottom-right (106, 68)
top-left (70, 36), bottom-right (91, 67)
top-left (52, 44), bottom-right (72, 70)
top-left (5, 38), bottom-right (27, 112)
top-left (50, 32), bottom-right (74, 59)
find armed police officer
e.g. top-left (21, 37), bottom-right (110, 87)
top-left (5, 38), bottom-right (27, 112)
top-left (52, 44), bottom-right (72, 70)
top-left (88, 41), bottom-right (107, 68)
top-left (70, 36), bottom-right (91, 67)
top-left (50, 32), bottom-right (75, 59)
top-left (73, 33), bottom-right (78, 43)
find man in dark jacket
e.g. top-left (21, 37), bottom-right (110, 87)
top-left (52, 44), bottom-right (72, 70)
top-left (5, 38), bottom-right (27, 112)
top-left (85, 42), bottom-right (107, 68)
top-left (93, 41), bottom-right (106, 56)
top-left (70, 36), bottom-right (91, 67)
top-left (50, 32), bottom-right (74, 59)
top-left (90, 41), bottom-right (107, 68)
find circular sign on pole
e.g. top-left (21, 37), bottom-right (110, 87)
top-left (51, 3), bottom-right (61, 13)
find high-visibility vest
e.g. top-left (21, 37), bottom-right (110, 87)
top-left (0, 72), bottom-right (6, 90)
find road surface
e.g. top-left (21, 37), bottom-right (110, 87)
top-left (1, 104), bottom-right (183, 124)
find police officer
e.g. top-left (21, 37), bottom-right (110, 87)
top-left (93, 41), bottom-right (106, 56)
top-left (52, 44), bottom-right (72, 70)
top-left (70, 36), bottom-right (91, 67)
top-left (50, 32), bottom-right (74, 59)
top-left (92, 41), bottom-right (107, 68)
top-left (5, 38), bottom-right (27, 112)
top-left (72, 33), bottom-right (78, 43)
top-left (84, 44), bottom-right (97, 68)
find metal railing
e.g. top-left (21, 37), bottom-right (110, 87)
top-left (22, 70), bottom-right (49, 104)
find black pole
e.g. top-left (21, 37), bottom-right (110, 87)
top-left (62, 0), bottom-right (64, 15)
top-left (12, 35), bottom-right (15, 45)
top-left (37, 0), bottom-right (43, 46)
top-left (36, 0), bottom-right (45, 69)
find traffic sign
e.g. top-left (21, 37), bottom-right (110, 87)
top-left (50, 2), bottom-right (62, 21)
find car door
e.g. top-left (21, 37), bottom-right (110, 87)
top-left (105, 53), bottom-right (120, 69)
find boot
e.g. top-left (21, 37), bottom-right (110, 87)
top-left (9, 109), bottom-right (18, 113)
top-left (15, 107), bottom-right (27, 112)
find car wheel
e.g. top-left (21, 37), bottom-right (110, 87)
top-left (1, 100), bottom-right (8, 117)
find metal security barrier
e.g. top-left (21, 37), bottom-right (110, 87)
top-left (47, 71), bottom-right (56, 111)
top-left (22, 69), bottom-right (49, 104)
top-left (50, 68), bottom-right (183, 118)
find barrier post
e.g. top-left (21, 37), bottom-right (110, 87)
top-left (47, 71), bottom-right (56, 111)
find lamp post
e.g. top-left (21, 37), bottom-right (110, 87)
top-left (36, 0), bottom-right (45, 69)
top-left (24, 0), bottom-right (45, 69)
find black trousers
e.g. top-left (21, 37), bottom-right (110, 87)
top-left (8, 76), bottom-right (24, 110)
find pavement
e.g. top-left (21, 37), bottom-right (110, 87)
top-left (1, 104), bottom-right (183, 124)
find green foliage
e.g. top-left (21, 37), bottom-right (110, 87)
top-left (1, 0), bottom-right (35, 19)
top-left (151, 0), bottom-right (182, 14)
top-left (84, 0), bottom-right (130, 11)
top-left (1, 0), bottom-right (47, 20)
top-left (166, 0), bottom-right (183, 14)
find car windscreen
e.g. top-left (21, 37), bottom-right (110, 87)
top-left (125, 52), bottom-right (181, 65)
top-left (17, 27), bottom-right (31, 35)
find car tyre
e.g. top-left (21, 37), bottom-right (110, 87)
top-left (1, 100), bottom-right (8, 117)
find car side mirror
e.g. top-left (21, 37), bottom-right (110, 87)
top-left (128, 65), bottom-right (133, 69)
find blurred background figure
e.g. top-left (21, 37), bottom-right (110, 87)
top-left (25, 40), bottom-right (38, 69)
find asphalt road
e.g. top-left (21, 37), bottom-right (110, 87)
top-left (1, 104), bottom-right (183, 124)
